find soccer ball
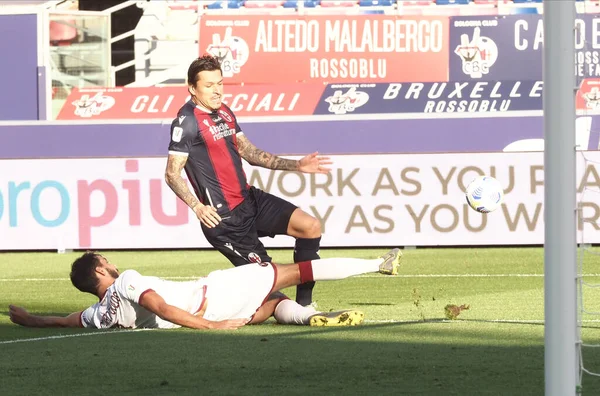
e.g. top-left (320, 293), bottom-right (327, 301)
top-left (465, 176), bottom-right (504, 213)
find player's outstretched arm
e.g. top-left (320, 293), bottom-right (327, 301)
top-left (237, 135), bottom-right (331, 174)
top-left (139, 291), bottom-right (247, 330)
top-left (8, 305), bottom-right (81, 328)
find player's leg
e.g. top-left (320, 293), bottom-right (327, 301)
top-left (273, 248), bottom-right (403, 292)
top-left (251, 187), bottom-right (320, 306)
top-left (202, 197), bottom-right (274, 267)
top-left (247, 294), bottom-right (285, 324)
top-left (202, 263), bottom-right (280, 323)
top-left (287, 208), bottom-right (321, 306)
top-left (270, 250), bottom-right (402, 327)
top-left (272, 297), bottom-right (364, 327)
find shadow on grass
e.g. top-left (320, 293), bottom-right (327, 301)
top-left (3, 314), bottom-right (600, 395)
top-left (0, 319), bottom-right (553, 396)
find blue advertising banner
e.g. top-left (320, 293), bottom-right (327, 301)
top-left (449, 14), bottom-right (600, 81)
top-left (0, 114), bottom-right (598, 158)
top-left (314, 81), bottom-right (543, 115)
top-left (0, 14), bottom-right (39, 121)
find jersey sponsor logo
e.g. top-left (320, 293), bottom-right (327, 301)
top-left (100, 291), bottom-right (121, 328)
top-left (172, 127), bottom-right (183, 142)
top-left (207, 122), bottom-right (235, 142)
top-left (71, 92), bottom-right (115, 118)
top-left (206, 27), bottom-right (250, 78)
top-left (324, 86), bottom-right (369, 115)
top-left (454, 27), bottom-right (499, 79)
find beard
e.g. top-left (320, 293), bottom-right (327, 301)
top-left (106, 268), bottom-right (120, 279)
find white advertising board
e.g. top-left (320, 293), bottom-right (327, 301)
top-left (1, 152), bottom-right (599, 250)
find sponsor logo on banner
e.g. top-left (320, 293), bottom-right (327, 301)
top-left (199, 15), bottom-right (449, 84)
top-left (578, 78), bottom-right (600, 112)
top-left (316, 79), bottom-right (600, 115)
top-left (57, 84), bottom-right (325, 120)
top-left (3, 154), bottom-right (600, 250)
top-left (324, 85), bottom-right (370, 115)
top-left (450, 15), bottom-right (600, 81)
top-left (71, 92), bottom-right (116, 118)
top-left (206, 27), bottom-right (250, 78)
top-left (454, 27), bottom-right (499, 79)
top-left (315, 80), bottom-right (544, 114)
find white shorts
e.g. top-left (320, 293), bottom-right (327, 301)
top-left (202, 263), bottom-right (277, 321)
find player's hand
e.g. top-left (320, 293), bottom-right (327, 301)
top-left (209, 318), bottom-right (249, 330)
top-left (193, 203), bottom-right (222, 228)
top-left (8, 305), bottom-right (32, 326)
top-left (298, 152), bottom-right (332, 174)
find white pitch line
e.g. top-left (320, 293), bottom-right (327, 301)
top-left (365, 319), bottom-right (600, 324)
top-left (0, 328), bottom-right (154, 345)
top-left (4, 319), bottom-right (600, 345)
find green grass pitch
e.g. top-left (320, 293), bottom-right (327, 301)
top-left (2, 247), bottom-right (600, 395)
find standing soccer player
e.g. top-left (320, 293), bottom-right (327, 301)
top-left (165, 55), bottom-right (332, 307)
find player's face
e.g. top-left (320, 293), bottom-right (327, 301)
top-left (191, 70), bottom-right (224, 111)
top-left (98, 256), bottom-right (120, 279)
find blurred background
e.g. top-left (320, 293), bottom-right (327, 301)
top-left (2, 0), bottom-right (600, 252)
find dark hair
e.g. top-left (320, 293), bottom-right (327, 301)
top-left (187, 54), bottom-right (222, 86)
top-left (70, 251), bottom-right (103, 295)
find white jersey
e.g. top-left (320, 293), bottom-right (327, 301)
top-left (80, 269), bottom-right (207, 329)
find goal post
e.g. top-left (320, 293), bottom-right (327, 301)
top-left (543, 0), bottom-right (579, 395)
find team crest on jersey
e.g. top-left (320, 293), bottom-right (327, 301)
top-left (219, 109), bottom-right (233, 123)
top-left (248, 252), bottom-right (263, 264)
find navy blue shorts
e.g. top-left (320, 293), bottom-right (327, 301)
top-left (201, 187), bottom-right (297, 266)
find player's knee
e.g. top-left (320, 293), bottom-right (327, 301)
top-left (303, 217), bottom-right (322, 239)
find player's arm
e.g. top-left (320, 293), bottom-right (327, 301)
top-left (165, 154), bottom-right (221, 228)
top-left (165, 117), bottom-right (221, 227)
top-left (138, 290), bottom-right (247, 330)
top-left (8, 305), bottom-right (81, 328)
top-left (236, 134), bottom-right (332, 174)
top-left (164, 154), bottom-right (200, 211)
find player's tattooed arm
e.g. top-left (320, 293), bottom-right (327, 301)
top-left (165, 154), bottom-right (200, 210)
top-left (165, 153), bottom-right (221, 227)
top-left (237, 134), bottom-right (298, 171)
top-left (237, 134), bottom-right (333, 174)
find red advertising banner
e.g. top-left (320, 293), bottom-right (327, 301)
top-left (198, 15), bottom-right (449, 84)
top-left (56, 84), bottom-right (325, 120)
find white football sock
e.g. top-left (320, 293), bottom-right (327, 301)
top-left (310, 258), bottom-right (382, 281)
top-left (274, 299), bottom-right (318, 325)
